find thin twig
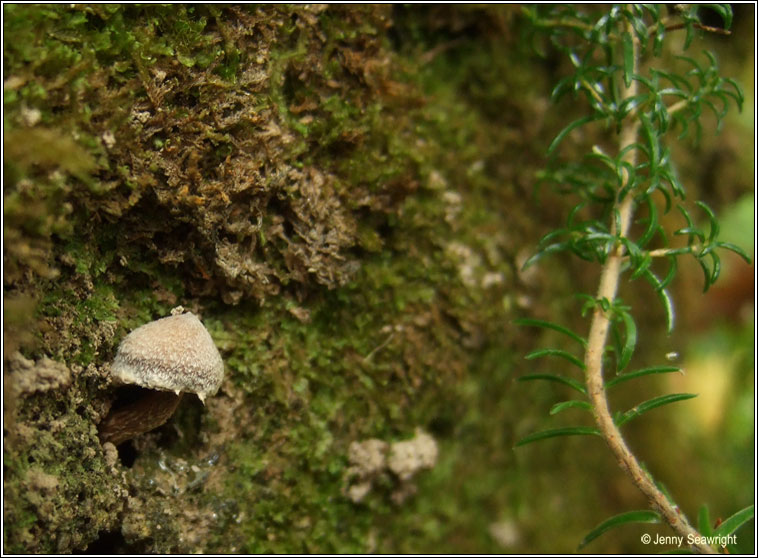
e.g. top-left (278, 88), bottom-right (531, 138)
top-left (644, 247), bottom-right (696, 258)
top-left (582, 16), bottom-right (715, 554)
top-left (661, 22), bottom-right (732, 36)
top-left (363, 331), bottom-right (396, 362)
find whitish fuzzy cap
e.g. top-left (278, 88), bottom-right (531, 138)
top-left (110, 312), bottom-right (224, 403)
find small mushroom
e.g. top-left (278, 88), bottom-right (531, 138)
top-left (99, 308), bottom-right (224, 446)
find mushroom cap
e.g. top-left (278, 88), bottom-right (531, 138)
top-left (110, 312), bottom-right (224, 402)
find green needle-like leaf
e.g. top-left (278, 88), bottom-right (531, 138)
top-left (715, 241), bottom-right (751, 264)
top-left (517, 373), bottom-right (587, 395)
top-left (637, 196), bottom-right (659, 247)
top-left (696, 200), bottom-right (719, 243)
top-left (628, 251), bottom-right (652, 280)
top-left (522, 241), bottom-right (573, 269)
top-left (642, 270), bottom-right (675, 333)
top-left (697, 256), bottom-right (715, 292)
top-left (547, 115), bottom-right (600, 156)
top-left (713, 505), bottom-right (754, 537)
top-left (578, 510), bottom-right (661, 549)
top-left (616, 393), bottom-right (697, 427)
top-left (708, 250), bottom-right (721, 289)
top-left (515, 426), bottom-right (601, 448)
top-left (639, 112), bottom-right (660, 171)
top-left (659, 255), bottom-right (678, 291)
top-left (605, 365), bottom-right (681, 388)
top-left (550, 400), bottom-right (593, 415)
top-left (675, 203), bottom-right (701, 239)
top-left (622, 31), bottom-right (634, 88)
top-left (698, 504), bottom-right (713, 537)
top-left (702, 4), bottom-right (733, 30)
top-left (525, 348), bottom-right (586, 370)
top-left (723, 77), bottom-right (744, 108)
top-left (513, 318), bottom-right (588, 347)
top-left (617, 310), bottom-right (636, 372)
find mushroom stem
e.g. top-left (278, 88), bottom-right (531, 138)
top-left (99, 390), bottom-right (183, 446)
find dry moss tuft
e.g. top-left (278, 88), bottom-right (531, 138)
top-left (4, 5), bottom-right (413, 307)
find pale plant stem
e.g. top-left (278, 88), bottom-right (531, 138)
top-left (582, 18), bottom-right (715, 554)
top-left (643, 247), bottom-right (696, 258)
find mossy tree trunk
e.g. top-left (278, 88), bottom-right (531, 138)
top-left (3, 5), bottom-right (752, 553)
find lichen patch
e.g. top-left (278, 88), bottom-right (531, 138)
top-left (343, 429), bottom-right (438, 504)
top-left (7, 352), bottom-right (72, 396)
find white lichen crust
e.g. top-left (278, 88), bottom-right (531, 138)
top-left (387, 428), bottom-right (438, 481)
top-left (347, 439), bottom-right (388, 478)
top-left (7, 352), bottom-right (72, 396)
top-left (110, 312), bottom-right (224, 402)
top-left (343, 429), bottom-right (438, 503)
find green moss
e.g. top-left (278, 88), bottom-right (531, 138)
top-left (3, 367), bottom-right (126, 553)
top-left (1, 3), bottom-right (567, 552)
